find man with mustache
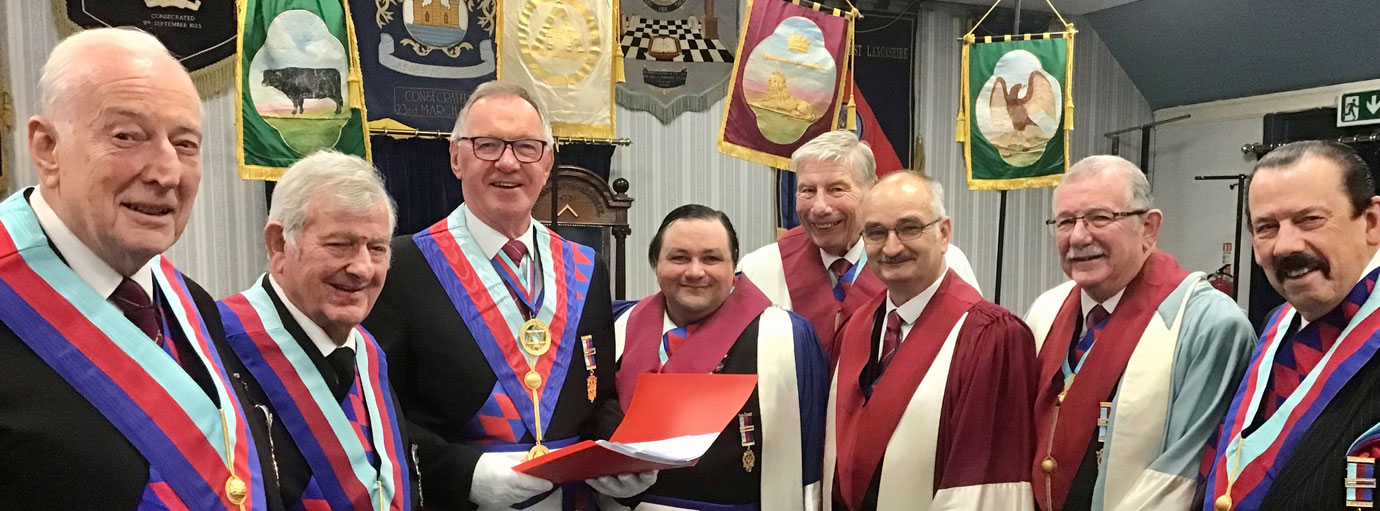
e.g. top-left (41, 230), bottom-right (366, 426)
top-left (611, 204), bottom-right (829, 510)
top-left (218, 152), bottom-right (412, 510)
top-left (1203, 141), bottom-right (1380, 511)
top-left (825, 171), bottom-right (1036, 511)
top-left (738, 130), bottom-right (980, 364)
top-left (1024, 155), bottom-right (1255, 511)
top-left (0, 28), bottom-right (274, 510)
top-left (364, 81), bottom-right (653, 510)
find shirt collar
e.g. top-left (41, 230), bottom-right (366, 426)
top-left (885, 263), bottom-right (949, 325)
top-left (820, 236), bottom-right (865, 271)
top-left (1080, 288), bottom-right (1126, 318)
top-left (269, 274), bottom-right (357, 356)
top-left (463, 203), bottom-right (536, 260)
top-left (30, 188), bottom-right (155, 301)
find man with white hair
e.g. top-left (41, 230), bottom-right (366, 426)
top-left (1024, 155), bottom-right (1254, 511)
top-left (0, 28), bottom-right (272, 510)
top-left (364, 81), bottom-right (652, 510)
top-left (827, 172), bottom-right (1036, 511)
top-left (219, 151), bottom-right (412, 510)
top-left (738, 130), bottom-right (980, 364)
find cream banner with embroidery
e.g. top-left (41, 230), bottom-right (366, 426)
top-left (497, 0), bottom-right (617, 139)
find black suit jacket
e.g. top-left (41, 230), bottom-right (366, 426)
top-left (363, 232), bottom-right (622, 510)
top-left (0, 265), bottom-right (278, 510)
top-left (221, 277), bottom-right (415, 510)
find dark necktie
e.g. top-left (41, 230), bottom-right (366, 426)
top-left (325, 346), bottom-right (356, 402)
top-left (1069, 304), bottom-right (1110, 368)
top-left (879, 310), bottom-right (902, 370)
top-left (830, 259), bottom-right (854, 302)
top-left (111, 277), bottom-right (162, 344)
top-left (496, 239), bottom-right (534, 317)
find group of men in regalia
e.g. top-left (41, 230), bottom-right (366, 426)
top-left (6, 26), bottom-right (1380, 511)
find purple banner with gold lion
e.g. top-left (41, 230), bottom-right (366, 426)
top-left (716, 0), bottom-right (853, 169)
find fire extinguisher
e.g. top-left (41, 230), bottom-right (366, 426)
top-left (1208, 264), bottom-right (1234, 296)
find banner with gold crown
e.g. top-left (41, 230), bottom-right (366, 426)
top-left (716, 0), bottom-right (855, 169)
top-left (956, 9), bottom-right (1076, 191)
top-left (497, 0), bottom-right (618, 139)
top-left (236, 0), bottom-right (372, 181)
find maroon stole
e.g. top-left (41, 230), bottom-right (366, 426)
top-left (778, 227), bottom-right (885, 360)
top-left (617, 277), bottom-right (773, 411)
top-left (1031, 251), bottom-right (1189, 511)
top-left (832, 270), bottom-right (981, 509)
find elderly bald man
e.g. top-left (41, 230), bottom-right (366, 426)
top-left (0, 28), bottom-right (274, 510)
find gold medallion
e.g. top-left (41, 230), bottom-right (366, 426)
top-left (226, 474), bottom-right (248, 506)
top-left (524, 370), bottom-right (543, 391)
top-left (1213, 495), bottom-right (1231, 511)
top-left (742, 448), bottom-right (755, 472)
top-left (525, 444), bottom-right (550, 461)
top-left (587, 374), bottom-right (597, 403)
top-left (520, 318), bottom-right (552, 357)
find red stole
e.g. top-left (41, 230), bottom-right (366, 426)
top-left (778, 227), bottom-right (885, 360)
top-left (832, 271), bottom-right (981, 509)
top-left (617, 276), bottom-right (773, 411)
top-left (1031, 250), bottom-right (1189, 511)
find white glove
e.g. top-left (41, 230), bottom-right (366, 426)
top-left (585, 471), bottom-right (658, 499)
top-left (470, 452), bottom-right (554, 507)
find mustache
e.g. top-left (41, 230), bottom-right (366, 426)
top-left (1064, 244), bottom-right (1106, 260)
top-left (876, 253), bottom-right (916, 265)
top-left (1273, 252), bottom-right (1329, 281)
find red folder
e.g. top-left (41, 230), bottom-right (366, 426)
top-left (513, 373), bottom-right (758, 483)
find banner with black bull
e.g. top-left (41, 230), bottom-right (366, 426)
top-left (717, 0), bottom-right (854, 169)
top-left (616, 0), bottom-right (739, 123)
top-left (351, 0), bottom-right (497, 133)
top-left (237, 0), bottom-right (371, 180)
top-left (56, 0), bottom-right (237, 95)
top-left (957, 26), bottom-right (1076, 191)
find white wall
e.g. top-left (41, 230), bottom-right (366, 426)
top-left (1152, 78), bottom-right (1380, 308)
top-left (2, 1), bottom-right (269, 299)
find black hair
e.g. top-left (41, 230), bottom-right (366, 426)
top-left (1251, 140), bottom-right (1375, 217)
top-left (647, 204), bottom-right (740, 268)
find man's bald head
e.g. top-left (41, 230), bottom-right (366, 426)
top-left (39, 28), bottom-right (192, 120)
top-left (865, 171), bottom-right (947, 220)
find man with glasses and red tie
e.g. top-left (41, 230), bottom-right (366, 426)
top-left (1023, 155), bottom-right (1254, 511)
top-left (825, 171), bottom-right (1037, 511)
top-left (363, 81), bottom-right (652, 510)
top-left (738, 131), bottom-right (981, 367)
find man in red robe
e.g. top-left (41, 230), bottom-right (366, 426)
top-left (825, 171), bottom-right (1036, 511)
top-left (738, 131), bottom-right (980, 364)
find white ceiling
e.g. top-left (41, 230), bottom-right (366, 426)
top-left (936, 0), bottom-right (1141, 16)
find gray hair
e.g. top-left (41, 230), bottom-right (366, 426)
top-left (449, 81), bottom-right (555, 145)
top-left (40, 27), bottom-right (176, 117)
top-left (1058, 155), bottom-right (1154, 212)
top-left (790, 130), bottom-right (877, 189)
top-left (269, 151), bottom-right (396, 248)
top-left (874, 170), bottom-right (947, 220)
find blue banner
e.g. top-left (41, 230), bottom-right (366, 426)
top-left (351, 0), bottom-right (497, 133)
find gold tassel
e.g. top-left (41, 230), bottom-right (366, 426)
top-left (1063, 24), bottom-right (1076, 131)
top-left (955, 40), bottom-right (970, 143)
top-left (954, 108), bottom-right (967, 143)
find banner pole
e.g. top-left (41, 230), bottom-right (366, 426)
top-left (992, 0), bottom-right (1021, 305)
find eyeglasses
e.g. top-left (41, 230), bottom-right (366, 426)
top-left (1045, 209), bottom-right (1148, 234)
top-left (862, 217), bottom-right (943, 244)
top-left (458, 136), bottom-right (548, 163)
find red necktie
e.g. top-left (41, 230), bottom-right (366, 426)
top-left (496, 239), bottom-right (533, 317)
top-left (830, 258), bottom-right (854, 299)
top-left (1070, 304), bottom-right (1110, 368)
top-left (110, 277), bottom-right (162, 344)
top-left (880, 310), bottom-right (902, 370)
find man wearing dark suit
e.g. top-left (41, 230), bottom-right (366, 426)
top-left (219, 151), bottom-right (413, 511)
top-left (0, 28), bottom-right (274, 510)
top-left (364, 81), bottom-right (655, 510)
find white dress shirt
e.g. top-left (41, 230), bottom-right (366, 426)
top-left (876, 264), bottom-right (949, 362)
top-left (463, 204), bottom-right (543, 296)
top-left (269, 274), bottom-right (357, 356)
top-left (821, 240), bottom-right (865, 287)
top-left (1079, 288), bottom-right (1125, 337)
top-left (30, 188), bottom-right (156, 302)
